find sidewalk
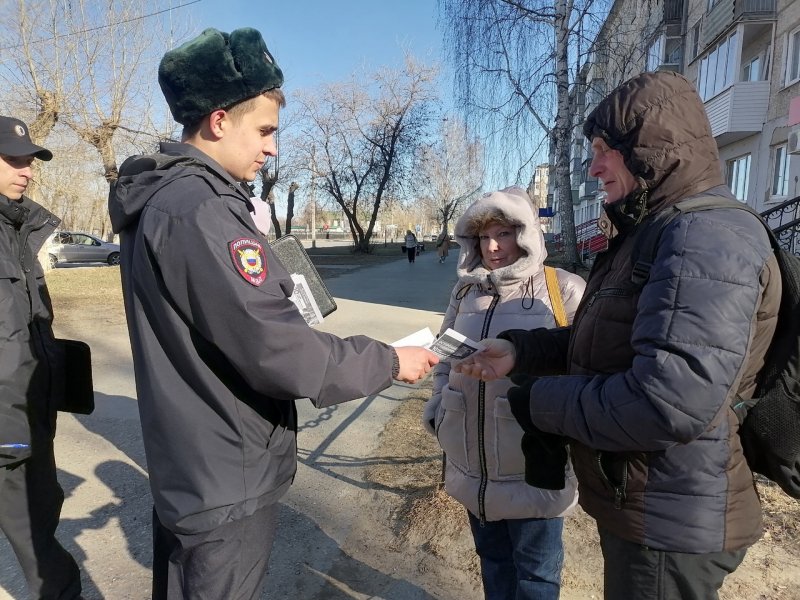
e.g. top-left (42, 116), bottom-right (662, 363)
top-left (266, 247), bottom-right (462, 599)
top-left (0, 248), bottom-right (463, 600)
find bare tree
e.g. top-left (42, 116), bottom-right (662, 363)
top-left (256, 117), bottom-right (306, 238)
top-left (0, 0), bottom-right (190, 237)
top-left (438, 0), bottom-right (609, 268)
top-left (296, 57), bottom-right (437, 253)
top-left (418, 118), bottom-right (484, 234)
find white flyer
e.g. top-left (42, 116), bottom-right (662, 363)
top-left (426, 328), bottom-right (484, 362)
top-left (392, 327), bottom-right (436, 348)
top-left (289, 273), bottom-right (324, 326)
top-left (392, 327), bottom-right (483, 363)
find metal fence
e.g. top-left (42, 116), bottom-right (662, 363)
top-left (761, 195), bottom-right (800, 256)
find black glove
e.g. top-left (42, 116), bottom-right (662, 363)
top-left (507, 375), bottom-right (569, 491)
top-left (507, 374), bottom-right (537, 433)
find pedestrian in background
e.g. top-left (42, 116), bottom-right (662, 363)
top-left (109, 28), bottom-right (437, 600)
top-left (0, 115), bottom-right (83, 599)
top-left (456, 71), bottom-right (780, 600)
top-left (424, 187), bottom-right (585, 599)
top-left (405, 228), bottom-right (418, 263)
top-left (436, 226), bottom-right (449, 263)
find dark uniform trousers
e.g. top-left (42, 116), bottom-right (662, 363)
top-left (599, 526), bottom-right (747, 600)
top-left (152, 502), bottom-right (279, 600)
top-left (0, 435), bottom-right (82, 600)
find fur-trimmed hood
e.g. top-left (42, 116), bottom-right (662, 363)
top-left (454, 186), bottom-right (546, 288)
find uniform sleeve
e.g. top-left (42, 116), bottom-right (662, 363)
top-left (529, 211), bottom-right (776, 452)
top-left (145, 195), bottom-right (393, 408)
top-left (0, 257), bottom-right (33, 463)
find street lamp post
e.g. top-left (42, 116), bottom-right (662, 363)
top-left (310, 150), bottom-right (317, 248)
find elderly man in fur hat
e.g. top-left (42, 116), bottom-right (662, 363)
top-left (109, 28), bottom-right (437, 599)
top-left (455, 71), bottom-right (781, 599)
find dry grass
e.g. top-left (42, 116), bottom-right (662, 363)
top-left (758, 476), bottom-right (800, 553)
top-left (364, 374), bottom-right (800, 600)
top-left (364, 378), bottom-right (482, 584)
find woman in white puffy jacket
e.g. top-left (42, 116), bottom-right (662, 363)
top-left (423, 187), bottom-right (585, 600)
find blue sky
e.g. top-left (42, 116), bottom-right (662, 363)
top-left (190, 0), bottom-right (447, 97)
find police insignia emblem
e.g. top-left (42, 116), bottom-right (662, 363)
top-left (228, 238), bottom-right (268, 286)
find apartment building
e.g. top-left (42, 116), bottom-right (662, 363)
top-left (564, 0), bottom-right (800, 245)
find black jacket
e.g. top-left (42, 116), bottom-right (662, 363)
top-left (0, 195), bottom-right (62, 467)
top-left (109, 143), bottom-right (395, 534)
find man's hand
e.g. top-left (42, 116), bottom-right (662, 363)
top-left (394, 346), bottom-right (439, 383)
top-left (453, 338), bottom-right (516, 381)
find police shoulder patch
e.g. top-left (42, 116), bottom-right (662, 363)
top-left (228, 238), bottom-right (268, 286)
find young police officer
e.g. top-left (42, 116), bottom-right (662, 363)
top-left (0, 116), bottom-right (83, 599)
top-left (108, 28), bottom-right (438, 599)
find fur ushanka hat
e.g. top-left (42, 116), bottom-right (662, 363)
top-left (158, 27), bottom-right (284, 126)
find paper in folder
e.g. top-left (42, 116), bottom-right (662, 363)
top-left (269, 235), bottom-right (337, 317)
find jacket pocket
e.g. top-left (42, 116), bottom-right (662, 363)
top-left (0, 256), bottom-right (20, 281)
top-left (493, 396), bottom-right (525, 479)
top-left (597, 451), bottom-right (629, 510)
top-left (436, 387), bottom-right (470, 472)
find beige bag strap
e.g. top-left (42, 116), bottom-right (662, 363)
top-left (544, 266), bottom-right (568, 327)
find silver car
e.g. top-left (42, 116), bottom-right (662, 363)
top-left (48, 231), bottom-right (121, 268)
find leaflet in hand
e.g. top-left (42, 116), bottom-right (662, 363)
top-left (288, 273), bottom-right (325, 326)
top-left (392, 327), bottom-right (483, 363)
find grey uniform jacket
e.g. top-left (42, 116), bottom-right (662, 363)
top-left (109, 143), bottom-right (395, 534)
top-left (0, 195), bottom-right (62, 467)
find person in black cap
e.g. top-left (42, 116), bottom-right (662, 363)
top-left (109, 28), bottom-right (438, 599)
top-left (0, 115), bottom-right (83, 599)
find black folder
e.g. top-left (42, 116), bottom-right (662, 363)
top-left (269, 235), bottom-right (337, 317)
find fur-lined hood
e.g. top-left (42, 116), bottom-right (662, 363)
top-left (454, 186), bottom-right (546, 288)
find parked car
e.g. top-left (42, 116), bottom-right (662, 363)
top-left (48, 231), bottom-right (121, 268)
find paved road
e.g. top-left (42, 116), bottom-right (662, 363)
top-left (0, 248), bottom-right (461, 600)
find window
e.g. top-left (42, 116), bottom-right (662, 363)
top-left (691, 23), bottom-right (701, 60)
top-left (726, 154), bottom-right (750, 202)
top-left (742, 56), bottom-right (760, 81)
top-left (787, 27), bottom-right (800, 86)
top-left (771, 144), bottom-right (789, 197)
top-left (697, 31), bottom-right (738, 101)
top-left (646, 35), bottom-right (665, 71)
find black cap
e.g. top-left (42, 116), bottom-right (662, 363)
top-left (0, 116), bottom-right (53, 161)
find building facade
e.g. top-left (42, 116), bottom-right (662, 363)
top-left (567, 0), bottom-right (800, 248)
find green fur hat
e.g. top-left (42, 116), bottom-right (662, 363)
top-left (158, 27), bottom-right (284, 126)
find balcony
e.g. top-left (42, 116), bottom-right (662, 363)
top-left (663, 0), bottom-right (684, 24)
top-left (703, 0), bottom-right (776, 47)
top-left (704, 80), bottom-right (769, 145)
top-left (579, 178), bottom-right (598, 200)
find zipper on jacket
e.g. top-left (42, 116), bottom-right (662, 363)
top-left (477, 293), bottom-right (500, 525)
top-left (568, 286), bottom-right (632, 366)
top-left (596, 451), bottom-right (628, 510)
top-left (21, 213), bottom-right (57, 397)
top-left (585, 287), bottom-right (630, 308)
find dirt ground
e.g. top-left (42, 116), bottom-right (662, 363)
top-left (47, 257), bottom-right (800, 600)
top-left (365, 380), bottom-right (800, 600)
